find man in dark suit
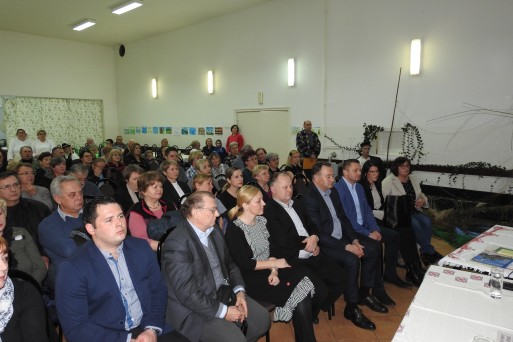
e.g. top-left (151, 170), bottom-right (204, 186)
top-left (263, 172), bottom-right (344, 321)
top-left (162, 191), bottom-right (270, 342)
top-left (335, 159), bottom-right (410, 290)
top-left (56, 197), bottom-right (187, 342)
top-left (302, 162), bottom-right (388, 331)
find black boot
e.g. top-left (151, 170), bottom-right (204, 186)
top-left (291, 296), bottom-right (317, 342)
top-left (405, 263), bottom-right (424, 287)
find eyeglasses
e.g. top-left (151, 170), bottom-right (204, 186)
top-left (368, 170), bottom-right (379, 174)
top-left (197, 207), bottom-right (218, 214)
top-left (0, 182), bottom-right (20, 190)
top-left (17, 172), bottom-right (36, 176)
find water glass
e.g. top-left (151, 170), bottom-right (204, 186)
top-left (489, 267), bottom-right (503, 299)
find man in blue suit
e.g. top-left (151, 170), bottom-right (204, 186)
top-left (335, 159), bottom-right (410, 292)
top-left (56, 197), bottom-right (188, 342)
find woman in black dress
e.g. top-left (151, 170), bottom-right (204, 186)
top-left (161, 160), bottom-right (190, 210)
top-left (225, 185), bottom-right (318, 342)
top-left (217, 167), bottom-right (243, 212)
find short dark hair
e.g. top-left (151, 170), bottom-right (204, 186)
top-left (311, 162), bottom-right (331, 177)
top-left (181, 191), bottom-right (214, 218)
top-left (137, 171), bottom-right (164, 193)
top-left (165, 147), bottom-right (179, 157)
top-left (341, 159), bottom-right (360, 171)
top-left (230, 124), bottom-right (239, 132)
top-left (50, 157), bottom-right (66, 167)
top-left (83, 196), bottom-right (118, 226)
top-left (79, 149), bottom-right (93, 159)
top-left (37, 152), bottom-right (52, 161)
top-left (268, 171), bottom-right (288, 187)
top-left (106, 139), bottom-right (114, 145)
top-left (123, 164), bottom-right (145, 180)
top-left (360, 141), bottom-right (371, 148)
top-left (0, 171), bottom-right (17, 182)
top-left (241, 150), bottom-right (256, 163)
top-left (390, 157), bottom-right (411, 176)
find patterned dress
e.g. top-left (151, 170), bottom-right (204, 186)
top-left (225, 216), bottom-right (315, 321)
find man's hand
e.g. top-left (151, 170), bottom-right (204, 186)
top-left (134, 329), bottom-right (157, 342)
top-left (225, 306), bottom-right (245, 322)
top-left (345, 244), bottom-right (364, 257)
top-left (369, 231), bottom-right (382, 241)
top-left (302, 235), bottom-right (319, 253)
top-left (235, 291), bottom-right (248, 318)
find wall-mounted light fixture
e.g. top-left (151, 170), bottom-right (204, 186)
top-left (288, 58), bottom-right (295, 87)
top-left (410, 39), bottom-right (421, 75)
top-left (207, 70), bottom-right (214, 94)
top-left (112, 0), bottom-right (143, 15)
top-left (72, 19), bottom-right (96, 31)
top-left (151, 78), bottom-right (158, 99)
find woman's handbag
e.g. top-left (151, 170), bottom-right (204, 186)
top-left (384, 195), bottom-right (412, 229)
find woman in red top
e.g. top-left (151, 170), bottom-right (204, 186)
top-left (225, 124), bottom-right (244, 151)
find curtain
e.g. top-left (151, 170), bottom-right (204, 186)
top-left (2, 96), bottom-right (103, 150)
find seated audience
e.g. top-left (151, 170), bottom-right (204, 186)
top-left (7, 129), bottom-right (31, 162)
top-left (56, 197), bottom-right (188, 342)
top-left (113, 135), bottom-right (128, 153)
top-left (357, 141), bottom-right (386, 182)
top-left (202, 137), bottom-right (214, 156)
top-left (241, 150), bottom-right (258, 184)
top-left (51, 146), bottom-right (65, 159)
top-left (189, 140), bottom-right (201, 150)
top-left (212, 139), bottom-right (227, 162)
top-left (31, 130), bottom-right (55, 158)
top-left (161, 191), bottom-right (270, 342)
top-left (69, 164), bottom-right (102, 199)
top-left (114, 164), bottom-right (144, 214)
top-left (162, 147), bottom-right (187, 183)
top-left (124, 142), bottom-right (147, 170)
top-left (265, 153), bottom-right (280, 175)
top-left (382, 157), bottom-right (443, 266)
top-left (106, 148), bottom-right (125, 172)
top-left (252, 164), bottom-right (272, 202)
top-left (0, 199), bottom-right (47, 285)
top-left (217, 167), bottom-right (243, 213)
top-left (0, 236), bottom-right (50, 342)
top-left (192, 173), bottom-right (226, 230)
top-left (224, 142), bottom-right (239, 167)
top-left (161, 160), bottom-right (190, 210)
top-left (255, 147), bottom-right (267, 165)
top-left (225, 186), bottom-right (318, 341)
top-left (231, 144), bottom-right (253, 170)
top-left (14, 162), bottom-right (53, 210)
top-left (34, 152), bottom-right (52, 188)
top-left (335, 160), bottom-right (410, 288)
top-left (128, 171), bottom-right (171, 251)
top-left (48, 157), bottom-right (67, 180)
top-left (75, 149), bottom-right (94, 168)
top-left (302, 162), bottom-right (388, 330)
top-left (145, 150), bottom-right (160, 170)
top-left (19, 146), bottom-right (37, 168)
top-left (360, 160), bottom-right (425, 286)
top-left (284, 150), bottom-right (307, 180)
top-left (185, 151), bottom-right (204, 180)
top-left (87, 157), bottom-right (107, 187)
top-left (39, 176), bottom-right (84, 269)
top-left (209, 152), bottom-right (228, 191)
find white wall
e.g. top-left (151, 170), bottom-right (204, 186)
top-left (0, 29), bottom-right (118, 140)
top-left (117, 0), bottom-right (513, 169)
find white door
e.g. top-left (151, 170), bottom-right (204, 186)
top-left (236, 108), bottom-right (291, 167)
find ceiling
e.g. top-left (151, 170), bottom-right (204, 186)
top-left (0, 0), bottom-right (273, 46)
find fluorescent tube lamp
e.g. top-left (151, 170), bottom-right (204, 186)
top-left (112, 0), bottom-right (143, 15)
top-left (151, 78), bottom-right (158, 99)
top-left (410, 39), bottom-right (421, 75)
top-left (288, 58), bottom-right (295, 87)
top-left (207, 70), bottom-right (214, 94)
top-left (72, 19), bottom-right (96, 31)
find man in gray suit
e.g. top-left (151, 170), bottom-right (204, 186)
top-left (161, 191), bottom-right (270, 342)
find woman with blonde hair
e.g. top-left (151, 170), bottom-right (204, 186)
top-left (185, 151), bottom-right (204, 181)
top-left (225, 185), bottom-right (318, 342)
top-left (284, 150), bottom-right (307, 180)
top-left (161, 160), bottom-right (190, 210)
top-left (252, 164), bottom-right (272, 202)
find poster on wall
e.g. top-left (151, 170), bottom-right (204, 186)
top-left (136, 127), bottom-right (141, 134)
top-left (215, 127), bottom-right (223, 135)
top-left (198, 128), bottom-right (205, 135)
top-left (172, 127), bottom-right (180, 136)
top-left (142, 127), bottom-right (148, 134)
top-left (124, 128), bottom-right (130, 135)
top-left (189, 127), bottom-right (197, 135)
top-left (206, 127), bottom-right (214, 135)
top-left (159, 127), bottom-right (164, 134)
top-left (166, 127), bottom-right (172, 134)
top-left (129, 127), bottom-right (135, 134)
top-left (152, 127), bottom-right (159, 134)
top-left (181, 127), bottom-right (189, 135)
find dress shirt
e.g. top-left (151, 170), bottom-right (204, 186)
top-left (57, 206), bottom-right (83, 221)
top-left (342, 177), bottom-right (363, 225)
top-left (315, 185), bottom-right (342, 240)
top-left (274, 199), bottom-right (312, 259)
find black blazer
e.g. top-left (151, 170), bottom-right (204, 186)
top-left (301, 185), bottom-right (357, 250)
top-left (360, 180), bottom-right (384, 210)
top-left (263, 199), bottom-right (318, 262)
top-left (162, 180), bottom-right (190, 209)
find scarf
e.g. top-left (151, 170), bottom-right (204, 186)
top-left (0, 277), bottom-right (14, 341)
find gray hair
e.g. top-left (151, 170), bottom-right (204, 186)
top-left (181, 191), bottom-right (215, 218)
top-left (69, 163), bottom-right (89, 176)
top-left (265, 153), bottom-right (279, 163)
top-left (19, 145), bottom-right (32, 153)
top-left (50, 175), bottom-right (80, 197)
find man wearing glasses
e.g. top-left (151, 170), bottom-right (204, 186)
top-left (162, 191), bottom-right (270, 342)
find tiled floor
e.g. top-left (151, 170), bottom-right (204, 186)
top-left (257, 237), bottom-right (455, 342)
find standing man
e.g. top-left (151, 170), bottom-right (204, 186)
top-left (264, 172), bottom-right (345, 319)
top-left (334, 159), bottom-right (410, 288)
top-left (162, 191), bottom-right (270, 342)
top-left (56, 197), bottom-right (187, 342)
top-left (357, 141), bottom-right (386, 182)
top-left (302, 162), bottom-right (389, 331)
top-left (295, 120), bottom-right (321, 178)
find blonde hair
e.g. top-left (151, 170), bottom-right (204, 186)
top-left (107, 149), bottom-right (122, 163)
top-left (0, 198), bottom-right (6, 215)
top-left (194, 159), bottom-right (210, 173)
top-left (252, 164), bottom-right (269, 178)
top-left (161, 160), bottom-right (179, 173)
top-left (189, 151), bottom-right (203, 162)
top-left (192, 173), bottom-right (213, 191)
top-left (287, 150), bottom-right (300, 166)
top-left (227, 185), bottom-right (260, 220)
top-left (222, 167), bottom-right (241, 192)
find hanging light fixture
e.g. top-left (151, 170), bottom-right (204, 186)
top-left (410, 39), bottom-right (421, 75)
top-left (151, 78), bottom-right (158, 99)
top-left (207, 70), bottom-right (214, 94)
top-left (288, 58), bottom-right (295, 86)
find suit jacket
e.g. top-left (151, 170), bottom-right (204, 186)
top-left (162, 219), bottom-right (245, 342)
top-left (162, 179), bottom-right (190, 209)
top-left (302, 185), bottom-right (357, 251)
top-left (360, 180), bottom-right (384, 210)
top-left (381, 173), bottom-right (428, 208)
top-left (56, 237), bottom-right (167, 342)
top-left (263, 199), bottom-right (318, 262)
top-left (334, 178), bottom-right (380, 236)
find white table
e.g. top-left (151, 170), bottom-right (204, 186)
top-left (438, 225), bottom-right (513, 279)
top-left (393, 265), bottom-right (513, 342)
